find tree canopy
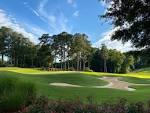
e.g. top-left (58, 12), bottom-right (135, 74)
top-left (0, 26), bottom-right (149, 73)
top-left (101, 0), bottom-right (150, 49)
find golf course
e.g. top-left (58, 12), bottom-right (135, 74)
top-left (0, 67), bottom-right (150, 104)
top-left (0, 0), bottom-right (150, 112)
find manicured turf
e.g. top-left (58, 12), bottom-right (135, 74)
top-left (0, 67), bottom-right (150, 103)
top-left (119, 77), bottom-right (150, 84)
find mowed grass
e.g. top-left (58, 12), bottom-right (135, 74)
top-left (0, 67), bottom-right (150, 103)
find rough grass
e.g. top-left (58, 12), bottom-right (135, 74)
top-left (0, 67), bottom-right (150, 104)
top-left (0, 77), bottom-right (36, 112)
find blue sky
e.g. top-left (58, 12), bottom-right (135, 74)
top-left (0, 0), bottom-right (133, 51)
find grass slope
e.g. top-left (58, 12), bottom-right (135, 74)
top-left (0, 67), bottom-right (150, 103)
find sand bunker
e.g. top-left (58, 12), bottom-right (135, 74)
top-left (50, 83), bottom-right (82, 87)
top-left (49, 77), bottom-right (150, 91)
top-left (96, 77), bottom-right (135, 91)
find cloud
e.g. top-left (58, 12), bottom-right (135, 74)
top-left (93, 28), bottom-right (135, 52)
top-left (73, 10), bottom-right (79, 17)
top-left (23, 2), bottom-right (40, 17)
top-left (31, 27), bottom-right (48, 36)
top-left (31, 8), bottom-right (40, 17)
top-left (38, 0), bottom-right (72, 34)
top-left (23, 2), bottom-right (28, 5)
top-left (0, 9), bottom-right (37, 43)
top-left (67, 0), bottom-right (77, 8)
top-left (100, 1), bottom-right (107, 7)
top-left (67, 0), bottom-right (74, 4)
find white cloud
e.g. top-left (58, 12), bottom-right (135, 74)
top-left (67, 0), bottom-right (74, 4)
top-left (23, 2), bottom-right (40, 17)
top-left (0, 9), bottom-right (37, 43)
top-left (23, 2), bottom-right (28, 5)
top-left (100, 1), bottom-right (107, 7)
top-left (93, 28), bottom-right (135, 52)
top-left (32, 9), bottom-right (40, 17)
top-left (38, 0), bottom-right (72, 34)
top-left (31, 27), bottom-right (48, 36)
top-left (67, 0), bottom-right (77, 8)
top-left (73, 10), bottom-right (79, 17)
top-left (100, 1), bottom-right (114, 14)
top-left (48, 15), bottom-right (56, 23)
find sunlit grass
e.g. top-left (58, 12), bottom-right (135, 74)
top-left (82, 68), bottom-right (150, 78)
top-left (0, 67), bottom-right (149, 78)
top-left (0, 67), bottom-right (76, 75)
top-left (0, 67), bottom-right (150, 103)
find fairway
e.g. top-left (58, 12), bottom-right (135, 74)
top-left (0, 67), bottom-right (150, 103)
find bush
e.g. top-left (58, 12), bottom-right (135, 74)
top-left (0, 60), bottom-right (6, 67)
top-left (21, 97), bottom-right (150, 113)
top-left (84, 67), bottom-right (93, 72)
top-left (0, 77), bottom-right (36, 113)
top-left (68, 67), bottom-right (76, 71)
top-left (24, 96), bottom-right (49, 113)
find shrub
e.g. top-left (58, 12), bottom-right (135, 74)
top-left (68, 67), bottom-right (76, 71)
top-left (0, 77), bottom-right (36, 113)
top-left (26, 96), bottom-right (49, 113)
top-left (21, 97), bottom-right (150, 113)
top-left (0, 60), bottom-right (6, 67)
top-left (84, 67), bottom-right (93, 72)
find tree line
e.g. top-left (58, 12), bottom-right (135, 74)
top-left (0, 26), bottom-right (149, 73)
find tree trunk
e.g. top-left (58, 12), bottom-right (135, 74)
top-left (10, 55), bottom-right (13, 65)
top-left (16, 57), bottom-right (18, 66)
top-left (23, 55), bottom-right (25, 67)
top-left (77, 53), bottom-right (79, 71)
top-left (54, 55), bottom-right (57, 70)
top-left (83, 59), bottom-right (85, 71)
top-left (79, 52), bottom-right (82, 71)
top-left (87, 60), bottom-right (90, 68)
top-left (67, 58), bottom-right (69, 70)
top-left (51, 62), bottom-right (53, 70)
top-left (60, 58), bottom-right (63, 70)
top-left (71, 60), bottom-right (73, 68)
top-left (61, 48), bottom-right (63, 70)
top-left (64, 51), bottom-right (66, 70)
top-left (31, 58), bottom-right (34, 67)
top-left (1, 53), bottom-right (4, 64)
top-left (104, 59), bottom-right (107, 72)
top-left (67, 47), bottom-right (70, 70)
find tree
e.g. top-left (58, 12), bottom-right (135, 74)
top-left (120, 55), bottom-right (134, 73)
top-left (81, 37), bottom-right (91, 70)
top-left (71, 33), bottom-right (91, 71)
top-left (0, 26), bottom-right (12, 64)
top-left (126, 49), bottom-right (150, 69)
top-left (107, 49), bottom-right (125, 73)
top-left (52, 32), bottom-right (72, 70)
top-left (101, 0), bottom-right (150, 49)
top-left (90, 48), bottom-right (104, 72)
top-left (28, 44), bottom-right (37, 67)
top-left (100, 44), bottom-right (109, 72)
top-left (11, 32), bottom-right (31, 66)
top-left (38, 34), bottom-right (53, 67)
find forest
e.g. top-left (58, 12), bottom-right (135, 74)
top-left (0, 26), bottom-right (149, 73)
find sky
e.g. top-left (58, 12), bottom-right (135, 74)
top-left (0, 0), bottom-right (134, 52)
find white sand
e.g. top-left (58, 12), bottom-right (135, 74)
top-left (97, 77), bottom-right (136, 91)
top-left (49, 77), bottom-right (150, 91)
top-left (49, 83), bottom-right (82, 87)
